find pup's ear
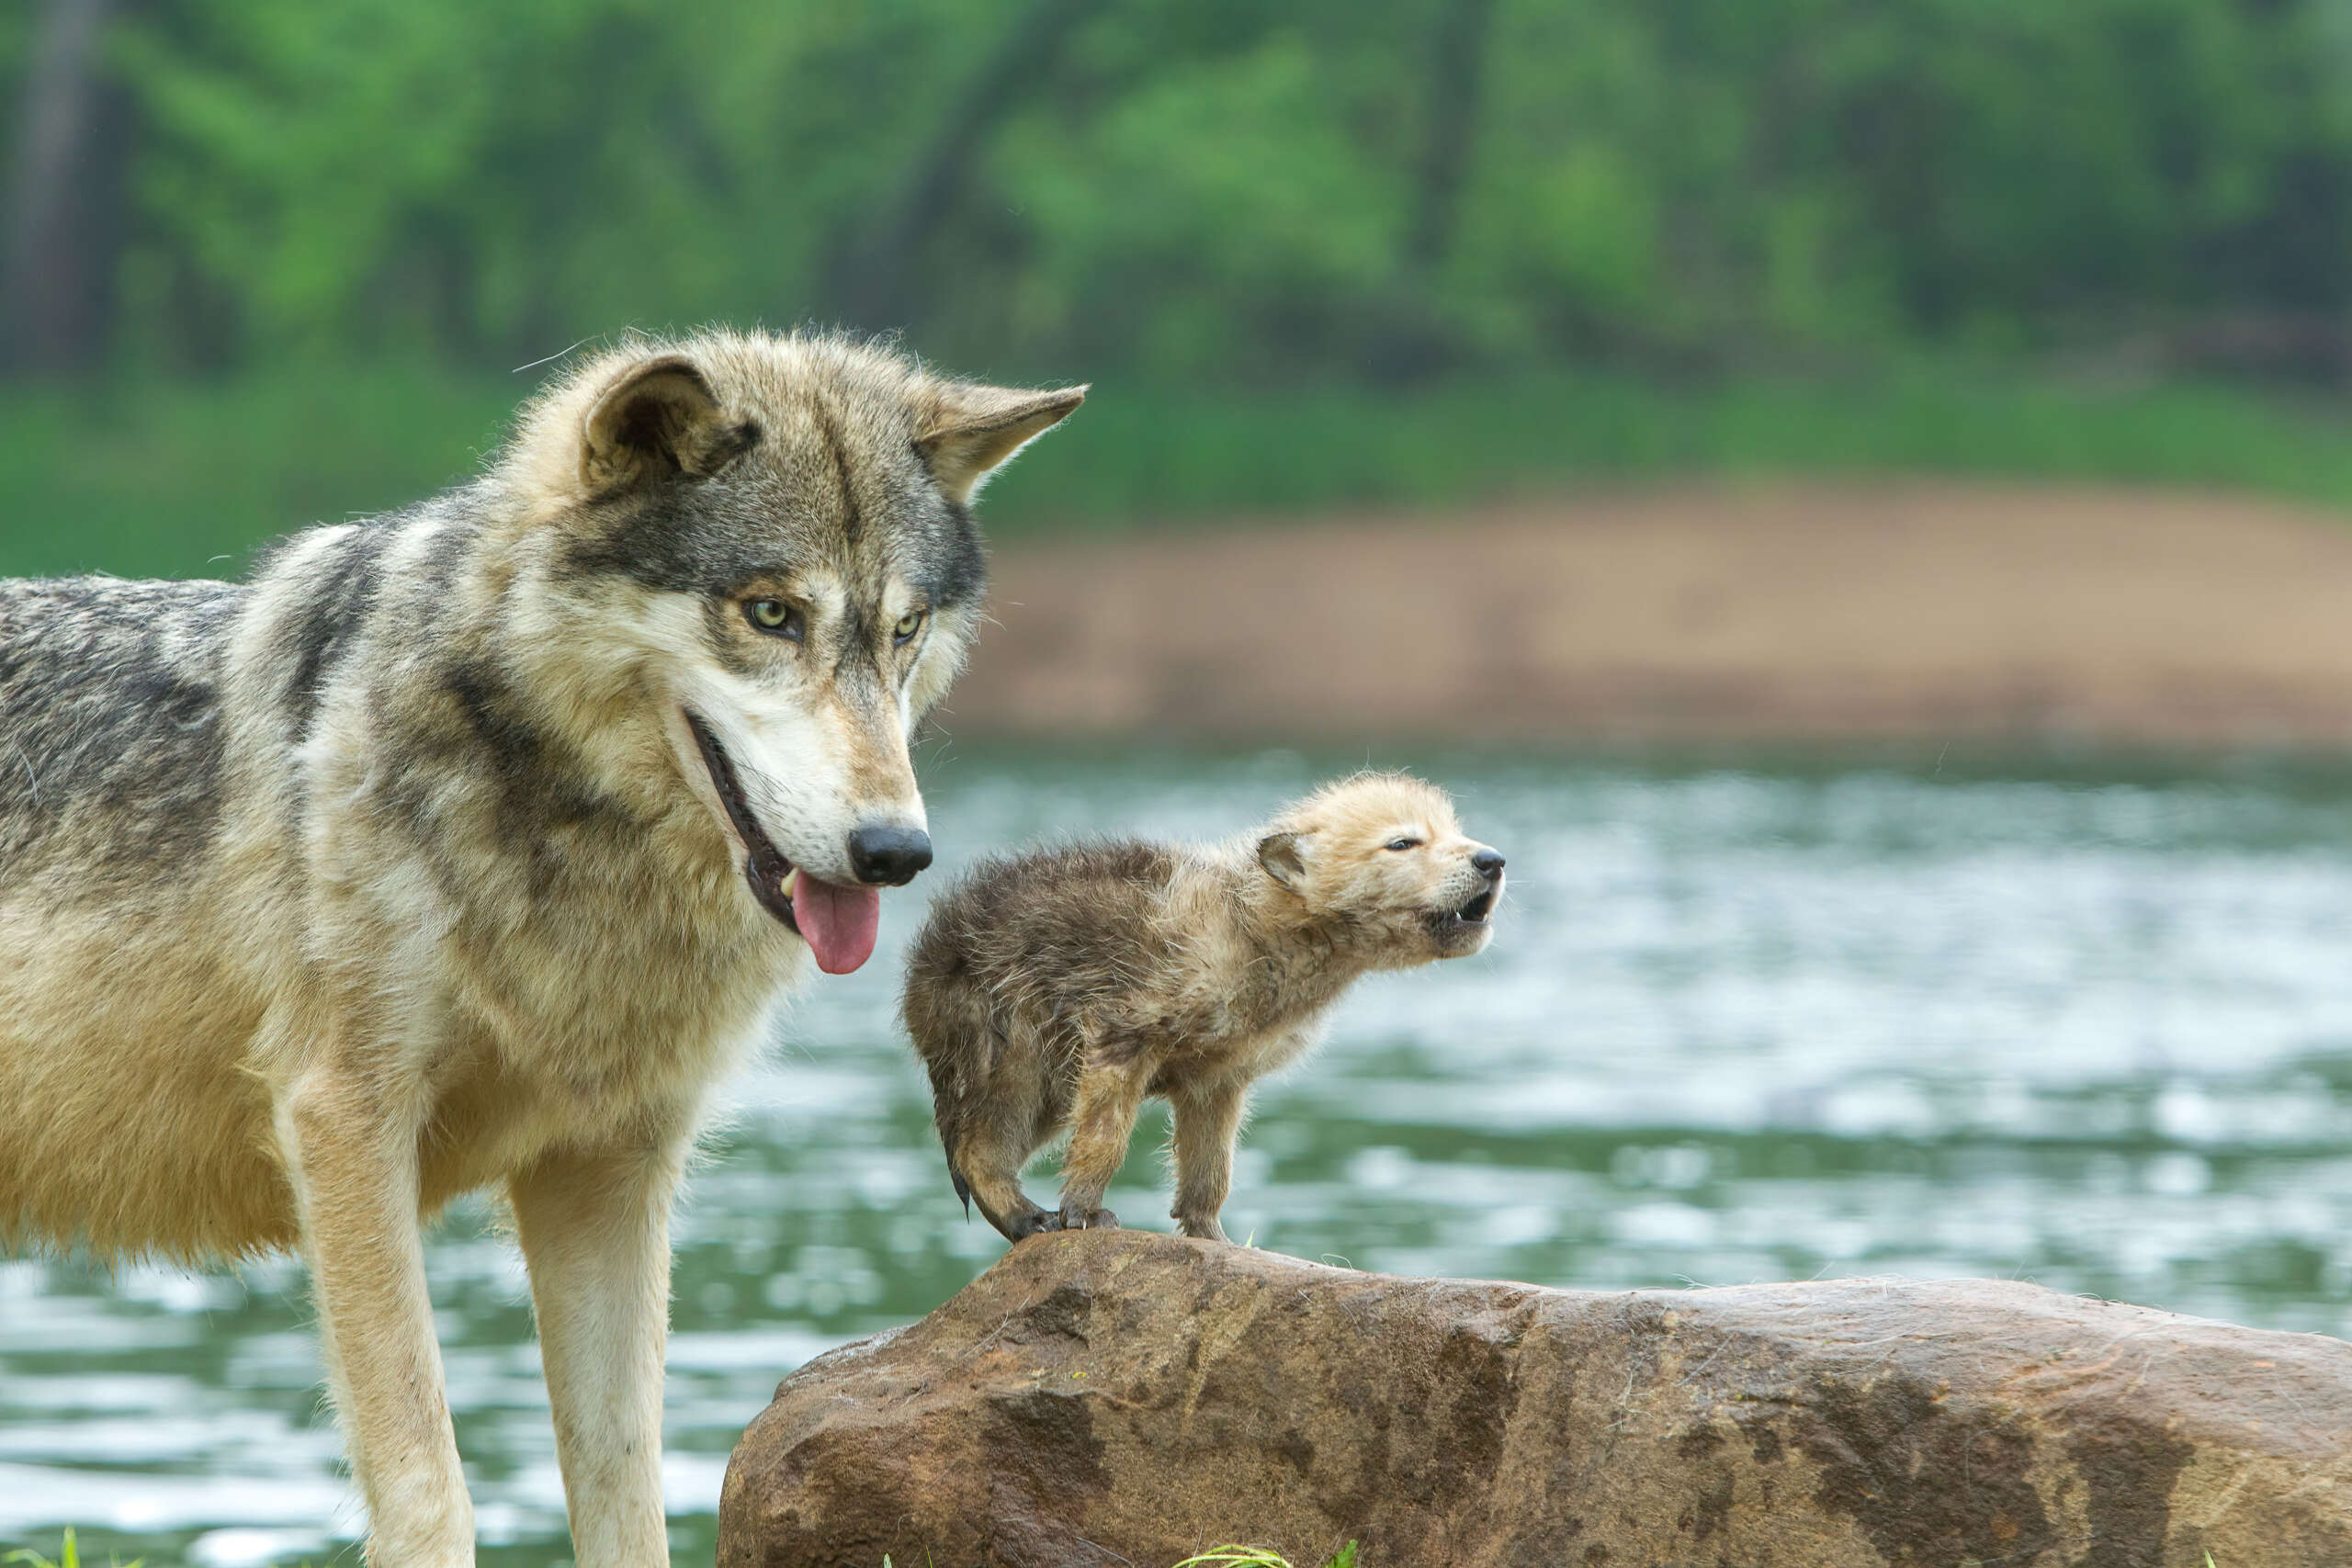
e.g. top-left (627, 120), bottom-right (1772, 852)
top-left (1257, 830), bottom-right (1307, 891)
top-left (582, 355), bottom-right (754, 494)
top-left (917, 382), bottom-right (1086, 503)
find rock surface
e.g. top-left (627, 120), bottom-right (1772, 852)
top-left (718, 1230), bottom-right (2352, 1568)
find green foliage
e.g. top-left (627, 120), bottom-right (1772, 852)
top-left (10, 364), bottom-right (2352, 580)
top-left (0, 367), bottom-right (517, 578)
top-left (44, 0), bottom-right (2352, 384)
top-left (16, 0), bottom-right (2352, 574)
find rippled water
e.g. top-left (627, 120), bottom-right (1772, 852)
top-left (6, 747), bottom-right (2352, 1565)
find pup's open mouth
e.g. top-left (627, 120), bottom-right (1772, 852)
top-left (685, 711), bottom-right (879, 976)
top-left (1427, 885), bottom-right (1498, 937)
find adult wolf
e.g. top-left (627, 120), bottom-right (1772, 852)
top-left (0, 331), bottom-right (1082, 1566)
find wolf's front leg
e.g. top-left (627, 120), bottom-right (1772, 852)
top-left (1169, 1078), bottom-right (1247, 1244)
top-left (277, 1070), bottom-right (473, 1567)
top-left (511, 1141), bottom-right (684, 1568)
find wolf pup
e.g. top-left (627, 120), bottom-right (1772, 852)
top-left (904, 773), bottom-right (1504, 1244)
top-left (0, 330), bottom-right (1082, 1568)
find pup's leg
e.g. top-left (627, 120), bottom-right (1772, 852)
top-left (510, 1141), bottom-right (683, 1568)
top-left (1169, 1078), bottom-right (1248, 1244)
top-left (939, 1043), bottom-right (1058, 1242)
top-left (1057, 1057), bottom-right (1152, 1230)
top-left (277, 1070), bottom-right (472, 1567)
top-left (955, 1127), bottom-right (1058, 1243)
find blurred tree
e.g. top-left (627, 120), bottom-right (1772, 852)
top-left (825, 0), bottom-right (1106, 333)
top-left (3, 0), bottom-right (132, 372)
top-left (6, 0), bottom-right (2350, 385)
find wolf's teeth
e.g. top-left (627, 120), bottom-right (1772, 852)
top-left (781, 868), bottom-right (799, 901)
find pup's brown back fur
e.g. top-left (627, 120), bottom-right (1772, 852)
top-left (902, 773), bottom-right (1505, 1243)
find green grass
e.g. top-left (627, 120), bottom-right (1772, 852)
top-left (6, 1529), bottom-right (143, 1568)
top-left (6, 362), bottom-right (2352, 581)
top-left (882, 1548), bottom-right (1357, 1568)
top-left (1169, 1546), bottom-right (1358, 1568)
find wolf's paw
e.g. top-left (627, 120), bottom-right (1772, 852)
top-left (1176, 1216), bottom-right (1231, 1245)
top-left (1057, 1204), bottom-right (1120, 1232)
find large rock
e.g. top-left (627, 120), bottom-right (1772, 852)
top-left (718, 1231), bottom-right (2352, 1568)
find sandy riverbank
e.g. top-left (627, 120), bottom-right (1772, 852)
top-left (942, 481), bottom-right (2352, 749)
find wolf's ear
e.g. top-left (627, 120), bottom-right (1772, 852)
top-left (582, 355), bottom-right (753, 494)
top-left (1257, 830), bottom-right (1308, 891)
top-left (916, 382), bottom-right (1086, 503)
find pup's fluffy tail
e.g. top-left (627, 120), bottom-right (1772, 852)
top-left (929, 1082), bottom-right (973, 1220)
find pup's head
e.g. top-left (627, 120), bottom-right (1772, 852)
top-left (500, 329), bottom-right (1083, 976)
top-left (1254, 773), bottom-right (1505, 964)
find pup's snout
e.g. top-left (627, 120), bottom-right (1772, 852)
top-left (847, 824), bottom-right (933, 886)
top-left (1470, 848), bottom-right (1506, 880)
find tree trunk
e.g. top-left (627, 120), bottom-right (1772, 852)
top-left (2, 0), bottom-right (126, 375)
top-left (1402, 0), bottom-right (1499, 280)
top-left (827, 0), bottom-right (1101, 333)
top-left (1364, 0), bottom-right (1501, 384)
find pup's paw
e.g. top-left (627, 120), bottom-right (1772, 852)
top-left (1176, 1216), bottom-right (1231, 1244)
top-left (1001, 1205), bottom-right (1061, 1241)
top-left (1057, 1204), bottom-right (1120, 1232)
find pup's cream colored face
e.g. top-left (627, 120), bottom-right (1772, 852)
top-left (1261, 776), bottom-right (1504, 964)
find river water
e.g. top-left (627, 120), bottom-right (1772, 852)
top-left (6, 746), bottom-right (2350, 1565)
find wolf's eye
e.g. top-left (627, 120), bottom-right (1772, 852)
top-left (1385, 837), bottom-right (1422, 852)
top-left (745, 598), bottom-right (803, 640)
top-left (892, 609), bottom-right (927, 645)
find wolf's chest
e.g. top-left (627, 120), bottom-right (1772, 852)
top-left (438, 852), bottom-right (801, 1101)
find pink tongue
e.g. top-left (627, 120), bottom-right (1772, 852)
top-left (790, 874), bottom-right (882, 975)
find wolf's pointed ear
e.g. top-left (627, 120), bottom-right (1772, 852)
top-left (582, 355), bottom-right (753, 494)
top-left (1257, 830), bottom-right (1307, 891)
top-left (916, 383), bottom-right (1086, 503)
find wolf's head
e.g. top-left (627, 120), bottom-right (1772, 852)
top-left (496, 330), bottom-right (1082, 975)
top-left (1252, 773), bottom-right (1506, 964)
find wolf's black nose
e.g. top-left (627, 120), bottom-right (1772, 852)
top-left (1471, 849), bottom-right (1506, 879)
top-left (848, 825), bottom-right (933, 886)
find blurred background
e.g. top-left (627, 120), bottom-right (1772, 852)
top-left (7, 1), bottom-right (2352, 1564)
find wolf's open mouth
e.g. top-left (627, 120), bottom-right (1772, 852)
top-left (686, 711), bottom-right (801, 930)
top-left (1456, 888), bottom-right (1498, 924)
top-left (684, 710), bottom-right (881, 974)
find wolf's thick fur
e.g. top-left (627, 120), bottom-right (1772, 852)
top-left (0, 330), bottom-right (1081, 1567)
top-left (903, 773), bottom-right (1504, 1245)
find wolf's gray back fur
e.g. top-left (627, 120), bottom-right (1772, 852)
top-left (1, 576), bottom-right (240, 889)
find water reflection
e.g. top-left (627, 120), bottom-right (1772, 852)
top-left (6, 748), bottom-right (2350, 1564)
